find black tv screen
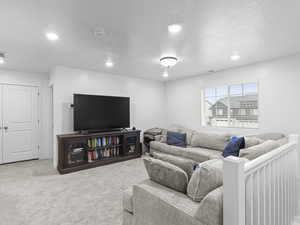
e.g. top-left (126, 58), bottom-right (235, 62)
top-left (74, 94), bottom-right (130, 131)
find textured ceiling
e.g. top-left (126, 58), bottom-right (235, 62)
top-left (0, 0), bottom-right (300, 80)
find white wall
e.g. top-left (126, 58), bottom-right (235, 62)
top-left (0, 69), bottom-right (52, 159)
top-left (165, 54), bottom-right (300, 136)
top-left (50, 66), bottom-right (166, 167)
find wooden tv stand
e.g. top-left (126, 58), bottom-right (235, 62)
top-left (57, 129), bottom-right (141, 174)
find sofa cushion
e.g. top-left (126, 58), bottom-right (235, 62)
top-left (123, 188), bottom-right (133, 213)
top-left (143, 157), bottom-right (188, 193)
top-left (249, 133), bottom-right (285, 141)
top-left (152, 152), bottom-right (196, 179)
top-left (244, 136), bottom-right (264, 148)
top-left (191, 132), bottom-right (231, 151)
top-left (187, 159), bottom-right (223, 202)
top-left (223, 136), bottom-right (245, 158)
top-left (150, 141), bottom-right (221, 163)
top-left (167, 131), bottom-right (187, 147)
top-left (194, 187), bottom-right (223, 225)
top-left (274, 137), bottom-right (289, 146)
top-left (133, 180), bottom-right (201, 225)
top-left (239, 140), bottom-right (280, 160)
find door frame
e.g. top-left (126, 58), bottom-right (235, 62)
top-left (0, 82), bottom-right (41, 163)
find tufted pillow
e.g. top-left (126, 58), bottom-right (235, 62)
top-left (187, 159), bottom-right (223, 202)
top-left (143, 157), bottom-right (188, 193)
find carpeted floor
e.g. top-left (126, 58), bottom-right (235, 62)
top-left (0, 158), bottom-right (147, 225)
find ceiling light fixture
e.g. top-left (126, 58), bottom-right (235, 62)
top-left (168, 24), bottom-right (182, 34)
top-left (46, 32), bottom-right (59, 41)
top-left (105, 60), bottom-right (114, 68)
top-left (160, 56), bottom-right (178, 68)
top-left (230, 53), bottom-right (240, 61)
top-left (0, 53), bottom-right (5, 64)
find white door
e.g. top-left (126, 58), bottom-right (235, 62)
top-left (2, 85), bottom-right (39, 163)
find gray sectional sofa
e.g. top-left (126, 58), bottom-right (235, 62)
top-left (122, 125), bottom-right (288, 225)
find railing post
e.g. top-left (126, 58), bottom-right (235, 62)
top-left (289, 134), bottom-right (300, 221)
top-left (223, 156), bottom-right (248, 225)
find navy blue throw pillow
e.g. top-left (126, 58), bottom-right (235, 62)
top-left (167, 131), bottom-right (187, 147)
top-left (222, 136), bottom-right (245, 158)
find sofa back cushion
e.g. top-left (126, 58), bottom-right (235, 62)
top-left (244, 136), bottom-right (264, 148)
top-left (167, 131), bottom-right (187, 147)
top-left (143, 157), bottom-right (188, 193)
top-left (191, 132), bottom-right (231, 151)
top-left (239, 140), bottom-right (280, 160)
top-left (248, 133), bottom-right (285, 141)
top-left (152, 152), bottom-right (196, 179)
top-left (187, 159), bottom-right (223, 202)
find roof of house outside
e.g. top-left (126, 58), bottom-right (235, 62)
top-left (209, 95), bottom-right (258, 109)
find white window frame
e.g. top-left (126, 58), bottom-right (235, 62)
top-left (202, 82), bottom-right (259, 129)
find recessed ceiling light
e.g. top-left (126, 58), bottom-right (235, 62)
top-left (160, 56), bottom-right (178, 68)
top-left (0, 53), bottom-right (5, 64)
top-left (105, 60), bottom-right (114, 68)
top-left (168, 24), bottom-right (182, 34)
top-left (163, 71), bottom-right (169, 78)
top-left (230, 53), bottom-right (240, 61)
top-left (46, 32), bottom-right (59, 41)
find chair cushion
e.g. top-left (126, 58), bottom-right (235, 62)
top-left (239, 140), bottom-right (280, 160)
top-left (152, 152), bottom-right (196, 179)
top-left (191, 132), bottom-right (231, 151)
top-left (143, 157), bottom-right (188, 193)
top-left (187, 159), bottom-right (223, 202)
top-left (123, 188), bottom-right (133, 213)
top-left (194, 187), bottom-right (223, 225)
top-left (167, 131), bottom-right (187, 147)
top-left (150, 141), bottom-right (221, 163)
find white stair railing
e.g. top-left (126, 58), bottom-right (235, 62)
top-left (224, 134), bottom-right (299, 225)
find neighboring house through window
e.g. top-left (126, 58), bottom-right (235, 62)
top-left (203, 82), bottom-right (258, 128)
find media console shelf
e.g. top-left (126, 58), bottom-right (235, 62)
top-left (57, 130), bottom-right (141, 174)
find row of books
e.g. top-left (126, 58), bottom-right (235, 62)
top-left (87, 136), bottom-right (121, 163)
top-left (87, 136), bottom-right (120, 148)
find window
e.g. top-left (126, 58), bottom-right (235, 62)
top-left (203, 82), bottom-right (258, 128)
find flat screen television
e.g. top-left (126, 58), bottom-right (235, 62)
top-left (73, 94), bottom-right (130, 131)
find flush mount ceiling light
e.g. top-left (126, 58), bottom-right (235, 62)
top-left (230, 53), bottom-right (240, 61)
top-left (46, 32), bottom-right (59, 41)
top-left (105, 59), bottom-right (114, 68)
top-left (160, 56), bottom-right (178, 68)
top-left (168, 24), bottom-right (182, 34)
top-left (0, 53), bottom-right (5, 64)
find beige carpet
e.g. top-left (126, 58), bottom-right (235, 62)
top-left (0, 158), bottom-right (147, 225)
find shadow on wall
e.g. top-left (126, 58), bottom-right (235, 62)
top-left (62, 102), bottom-right (73, 133)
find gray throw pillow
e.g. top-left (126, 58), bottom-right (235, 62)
top-left (187, 159), bottom-right (223, 202)
top-left (191, 132), bottom-right (231, 151)
top-left (143, 157), bottom-right (188, 193)
top-left (152, 152), bottom-right (196, 179)
top-left (239, 140), bottom-right (280, 160)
